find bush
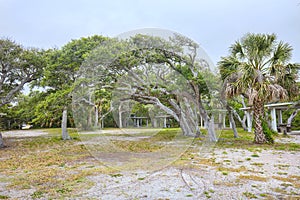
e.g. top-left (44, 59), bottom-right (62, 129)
top-left (262, 120), bottom-right (275, 144)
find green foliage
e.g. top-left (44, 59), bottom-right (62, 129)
top-left (261, 120), bottom-right (275, 144)
top-left (0, 39), bottom-right (45, 107)
top-left (42, 35), bottom-right (107, 89)
top-left (30, 35), bottom-right (108, 130)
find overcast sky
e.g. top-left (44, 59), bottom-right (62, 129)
top-left (0, 0), bottom-right (299, 65)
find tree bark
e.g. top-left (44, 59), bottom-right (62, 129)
top-left (0, 132), bottom-right (4, 148)
top-left (94, 106), bottom-right (99, 127)
top-left (179, 112), bottom-right (195, 136)
top-left (62, 107), bottom-right (71, 140)
top-left (253, 99), bottom-right (267, 144)
top-left (198, 101), bottom-right (217, 142)
top-left (118, 104), bottom-right (123, 128)
top-left (287, 109), bottom-right (299, 132)
top-left (229, 111), bottom-right (239, 138)
top-left (206, 117), bottom-right (218, 142)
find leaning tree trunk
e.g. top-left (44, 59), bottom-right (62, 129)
top-left (198, 101), bottom-right (217, 142)
top-left (287, 109), bottom-right (299, 132)
top-left (228, 111), bottom-right (239, 138)
top-left (179, 118), bottom-right (194, 136)
top-left (180, 111), bottom-right (198, 137)
top-left (0, 132), bottom-right (4, 148)
top-left (62, 107), bottom-right (71, 140)
top-left (253, 99), bottom-right (267, 144)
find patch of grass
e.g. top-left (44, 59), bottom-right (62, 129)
top-left (56, 187), bottom-right (72, 194)
top-left (198, 158), bottom-right (219, 167)
top-left (243, 191), bottom-right (257, 199)
top-left (112, 140), bottom-right (162, 152)
top-left (203, 191), bottom-right (211, 198)
top-left (214, 128), bottom-right (299, 151)
top-left (147, 128), bottom-right (181, 142)
top-left (109, 173), bottom-right (123, 178)
top-left (251, 154), bottom-right (259, 157)
top-left (272, 176), bottom-right (293, 182)
top-left (0, 195), bottom-right (9, 199)
top-left (259, 193), bottom-right (267, 197)
top-left (274, 143), bottom-right (300, 151)
top-left (137, 177), bottom-right (145, 180)
top-left (272, 187), bottom-right (287, 194)
top-left (218, 166), bottom-right (247, 173)
top-left (277, 172), bottom-right (288, 175)
top-left (274, 164), bottom-right (290, 168)
top-left (31, 190), bottom-right (44, 199)
top-left (280, 183), bottom-right (293, 187)
top-left (239, 175), bottom-right (268, 182)
top-left (247, 147), bottom-right (262, 153)
top-left (213, 180), bottom-right (239, 187)
top-left (250, 162), bottom-right (264, 167)
top-left (222, 171), bottom-right (228, 175)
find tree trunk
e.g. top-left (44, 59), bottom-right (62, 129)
top-left (229, 111), bottom-right (239, 138)
top-left (253, 99), bottom-right (267, 144)
top-left (287, 109), bottom-right (299, 132)
top-left (240, 95), bottom-right (251, 132)
top-left (118, 104), bottom-right (123, 128)
top-left (94, 106), bottom-right (99, 127)
top-left (62, 107), bottom-right (71, 140)
top-left (198, 101), bottom-right (217, 142)
top-left (179, 115), bottom-right (194, 136)
top-left (246, 111), bottom-right (253, 132)
top-left (87, 109), bottom-right (92, 129)
top-left (0, 132), bottom-right (4, 148)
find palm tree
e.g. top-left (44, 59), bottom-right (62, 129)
top-left (218, 33), bottom-right (298, 144)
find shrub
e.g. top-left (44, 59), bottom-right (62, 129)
top-left (261, 120), bottom-right (275, 144)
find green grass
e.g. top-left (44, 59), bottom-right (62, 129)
top-left (0, 195), bottom-right (9, 199)
top-left (243, 191), bottom-right (257, 199)
top-left (215, 128), bottom-right (300, 151)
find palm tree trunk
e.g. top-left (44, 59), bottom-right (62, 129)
top-left (253, 99), bottom-right (267, 144)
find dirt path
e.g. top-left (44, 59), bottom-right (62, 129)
top-left (2, 129), bottom-right (48, 138)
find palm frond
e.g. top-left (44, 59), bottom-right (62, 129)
top-left (266, 84), bottom-right (288, 102)
top-left (218, 56), bottom-right (241, 80)
top-left (270, 41), bottom-right (293, 65)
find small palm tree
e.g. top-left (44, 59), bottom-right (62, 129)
top-left (219, 33), bottom-right (298, 144)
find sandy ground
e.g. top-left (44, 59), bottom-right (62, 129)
top-left (81, 147), bottom-right (300, 199)
top-left (2, 130), bottom-right (48, 138)
top-left (80, 131), bottom-right (300, 200)
top-left (1, 129), bottom-right (300, 199)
